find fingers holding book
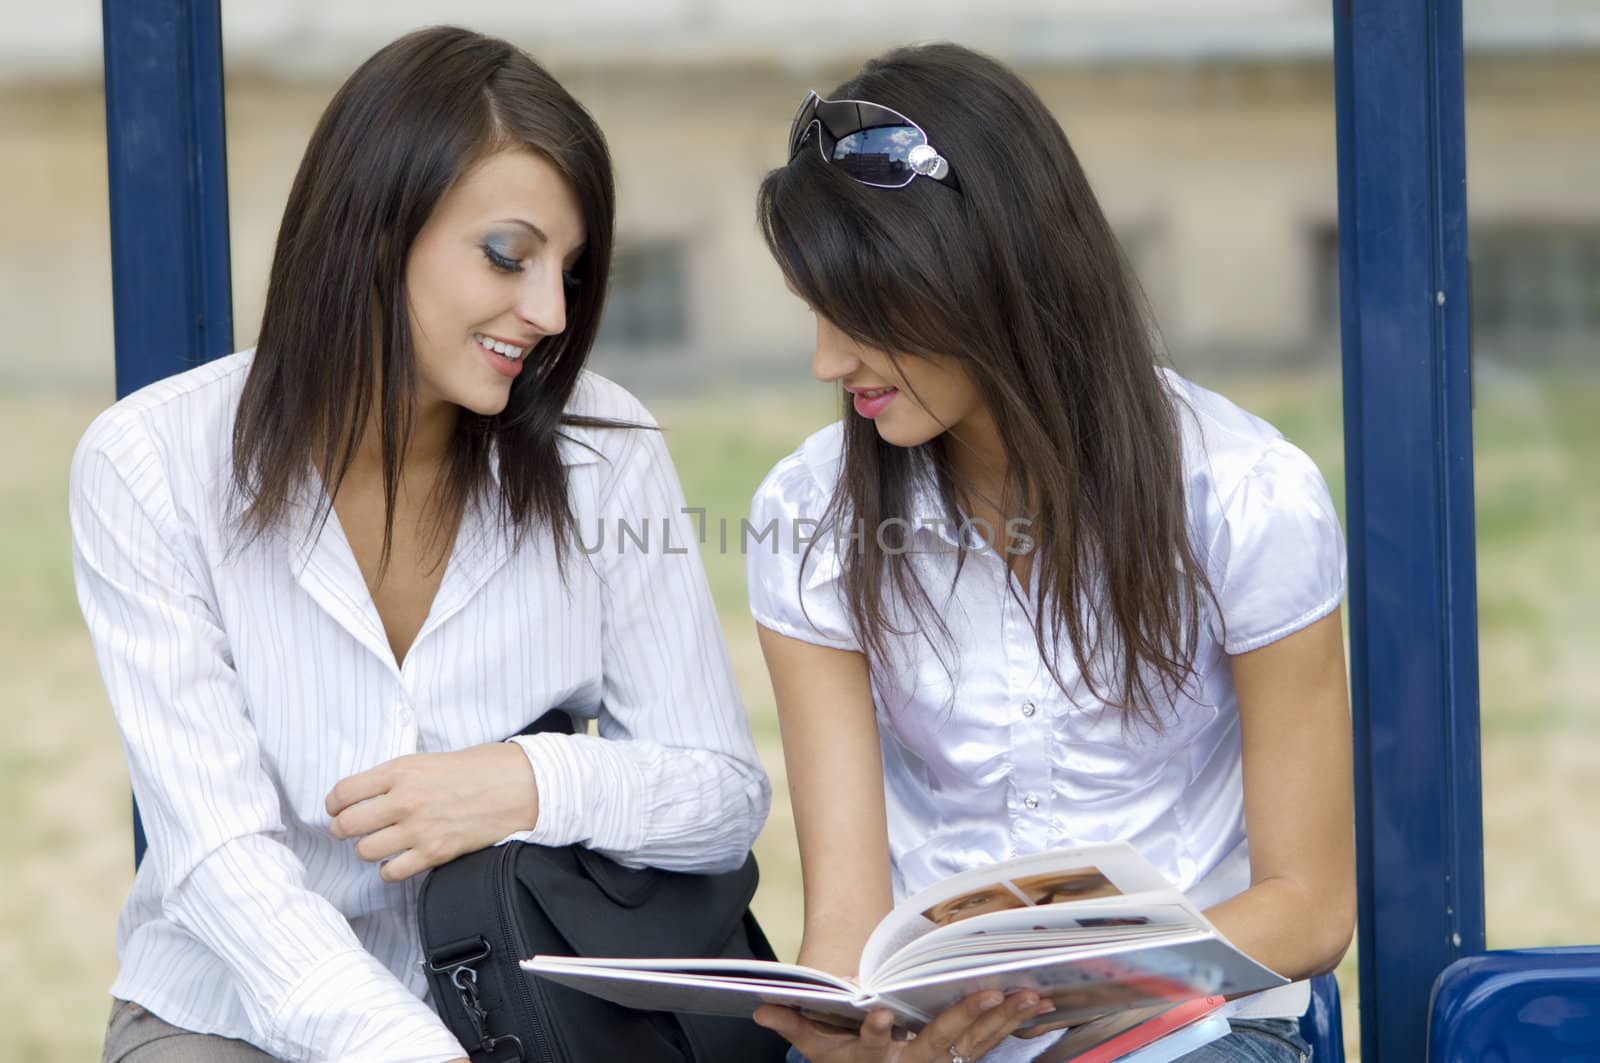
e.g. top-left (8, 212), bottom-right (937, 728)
top-left (751, 1002), bottom-right (904, 1060)
top-left (926, 990), bottom-right (1058, 1062)
top-left (753, 989), bottom-right (1056, 1062)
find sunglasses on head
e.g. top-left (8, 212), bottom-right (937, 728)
top-left (787, 90), bottom-right (962, 192)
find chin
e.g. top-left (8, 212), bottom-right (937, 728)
top-left (473, 394), bottom-right (514, 418)
top-left (874, 419), bottom-right (941, 450)
top-left (452, 384), bottom-right (514, 418)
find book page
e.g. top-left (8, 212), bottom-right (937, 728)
top-left (522, 955), bottom-right (857, 992)
top-left (877, 934), bottom-right (1283, 1029)
top-left (1035, 1011), bottom-right (1232, 1063)
top-left (1107, 1017), bottom-right (1231, 1063)
top-left (522, 959), bottom-right (926, 1031)
top-left (1027, 994), bottom-right (1226, 1063)
top-left (871, 892), bottom-right (1198, 984)
top-left (859, 843), bottom-right (1184, 983)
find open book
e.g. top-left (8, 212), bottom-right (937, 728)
top-left (522, 842), bottom-right (1284, 1039)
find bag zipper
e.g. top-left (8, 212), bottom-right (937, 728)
top-left (496, 844), bottom-right (563, 1063)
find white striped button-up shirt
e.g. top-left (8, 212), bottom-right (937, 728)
top-left (71, 352), bottom-right (770, 1062)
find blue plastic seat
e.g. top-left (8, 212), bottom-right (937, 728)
top-left (1299, 972), bottom-right (1345, 1062)
top-left (1427, 947), bottom-right (1600, 1062)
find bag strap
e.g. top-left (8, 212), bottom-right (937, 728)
top-left (518, 711), bottom-right (577, 738)
top-left (425, 935), bottom-right (525, 1062)
top-left (419, 710), bottom-right (574, 1062)
top-left (420, 845), bottom-right (543, 1063)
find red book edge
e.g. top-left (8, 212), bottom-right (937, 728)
top-left (1061, 994), bottom-right (1229, 1063)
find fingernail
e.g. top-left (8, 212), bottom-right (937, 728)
top-left (1035, 1001), bottom-right (1057, 1015)
top-left (979, 994), bottom-right (1003, 1011)
top-left (1015, 994), bottom-right (1040, 1012)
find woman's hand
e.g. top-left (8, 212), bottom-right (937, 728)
top-left (326, 743), bottom-right (539, 882)
top-left (753, 990), bottom-right (1056, 1063)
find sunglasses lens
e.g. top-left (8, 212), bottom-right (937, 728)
top-left (829, 125), bottom-right (925, 187)
top-left (789, 94), bottom-right (955, 190)
top-left (806, 98), bottom-right (928, 187)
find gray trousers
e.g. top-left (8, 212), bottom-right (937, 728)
top-left (103, 1000), bottom-right (278, 1062)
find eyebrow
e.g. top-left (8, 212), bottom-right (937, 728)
top-left (494, 217), bottom-right (548, 243)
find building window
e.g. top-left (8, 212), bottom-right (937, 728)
top-left (1471, 224), bottom-right (1600, 355)
top-left (1312, 222), bottom-right (1600, 359)
top-left (597, 240), bottom-right (688, 350)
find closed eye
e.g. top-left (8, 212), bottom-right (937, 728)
top-left (482, 244), bottom-right (523, 274)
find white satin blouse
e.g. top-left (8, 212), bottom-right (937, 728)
top-left (746, 370), bottom-right (1344, 1034)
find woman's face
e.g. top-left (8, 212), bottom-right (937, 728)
top-left (922, 885), bottom-right (1024, 927)
top-left (809, 312), bottom-right (987, 450)
top-left (405, 147), bottom-right (585, 417)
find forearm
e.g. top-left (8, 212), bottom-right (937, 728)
top-left (790, 766), bottom-right (894, 977)
top-left (798, 897), bottom-right (892, 977)
top-left (758, 625), bottom-right (895, 975)
top-left (1202, 874), bottom-right (1355, 981)
top-left (166, 836), bottom-right (466, 1061)
top-left (1219, 612), bottom-right (1356, 982)
top-left (510, 732), bottom-right (770, 871)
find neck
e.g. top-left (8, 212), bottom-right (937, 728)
top-left (942, 404), bottom-right (1012, 512)
top-left (345, 393), bottom-right (459, 481)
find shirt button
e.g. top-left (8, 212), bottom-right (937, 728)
top-left (1024, 794), bottom-right (1040, 810)
top-left (1021, 702), bottom-right (1037, 718)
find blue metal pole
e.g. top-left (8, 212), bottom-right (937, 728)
top-left (103, 0), bottom-right (233, 395)
top-left (1334, 1), bottom-right (1484, 1060)
top-left (102, 0), bottom-right (234, 863)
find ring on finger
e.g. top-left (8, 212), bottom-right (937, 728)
top-left (948, 1045), bottom-right (969, 1063)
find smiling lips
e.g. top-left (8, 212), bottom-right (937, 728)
top-left (847, 385), bottom-right (898, 419)
top-left (476, 332), bottom-right (531, 378)
top-left (476, 332), bottom-right (528, 359)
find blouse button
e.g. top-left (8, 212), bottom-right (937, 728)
top-left (1023, 794), bottom-right (1040, 810)
top-left (1021, 702), bottom-right (1037, 718)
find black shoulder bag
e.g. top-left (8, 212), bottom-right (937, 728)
top-left (417, 712), bottom-right (791, 1063)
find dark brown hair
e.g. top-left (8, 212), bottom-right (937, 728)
top-left (233, 26), bottom-right (624, 569)
top-left (758, 43), bottom-right (1216, 725)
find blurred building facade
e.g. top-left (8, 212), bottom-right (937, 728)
top-left (2, 0), bottom-right (1596, 393)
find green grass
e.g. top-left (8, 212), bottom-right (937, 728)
top-left (654, 386), bottom-right (839, 619)
top-left (3, 367), bottom-right (1597, 1062)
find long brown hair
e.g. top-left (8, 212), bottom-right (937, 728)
top-left (757, 43), bottom-right (1216, 726)
top-left (233, 26), bottom-right (625, 570)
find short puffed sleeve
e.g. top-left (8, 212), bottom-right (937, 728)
top-left (1205, 438), bottom-right (1347, 655)
top-left (746, 446), bottom-right (861, 652)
